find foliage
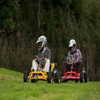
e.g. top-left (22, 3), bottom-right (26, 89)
top-left (0, 0), bottom-right (19, 32)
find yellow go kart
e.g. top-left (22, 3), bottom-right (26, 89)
top-left (23, 63), bottom-right (62, 83)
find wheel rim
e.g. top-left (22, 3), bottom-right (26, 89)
top-left (83, 78), bottom-right (84, 82)
top-left (50, 78), bottom-right (52, 83)
top-left (27, 77), bottom-right (29, 82)
top-left (58, 78), bottom-right (61, 83)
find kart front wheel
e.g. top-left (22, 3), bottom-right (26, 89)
top-left (75, 79), bottom-right (78, 83)
top-left (55, 72), bottom-right (62, 83)
top-left (31, 79), bottom-right (37, 83)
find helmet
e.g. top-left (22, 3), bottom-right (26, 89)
top-left (36, 35), bottom-right (47, 51)
top-left (69, 39), bottom-right (76, 53)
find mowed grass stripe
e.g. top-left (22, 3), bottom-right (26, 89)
top-left (0, 68), bottom-right (100, 100)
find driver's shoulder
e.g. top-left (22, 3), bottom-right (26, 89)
top-left (75, 49), bottom-right (81, 53)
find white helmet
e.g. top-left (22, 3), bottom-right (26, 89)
top-left (69, 39), bottom-right (76, 53)
top-left (36, 35), bottom-right (47, 51)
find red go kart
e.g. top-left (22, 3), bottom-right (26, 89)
top-left (62, 61), bottom-right (88, 83)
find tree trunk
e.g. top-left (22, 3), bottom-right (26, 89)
top-left (38, 0), bottom-right (41, 31)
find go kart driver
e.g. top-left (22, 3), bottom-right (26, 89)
top-left (31, 35), bottom-right (51, 72)
top-left (62, 39), bottom-right (83, 73)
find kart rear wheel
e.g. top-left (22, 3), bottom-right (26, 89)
top-left (23, 71), bottom-right (29, 82)
top-left (47, 72), bottom-right (53, 83)
top-left (55, 72), bottom-right (62, 83)
top-left (75, 79), bottom-right (78, 83)
top-left (80, 71), bottom-right (88, 83)
top-left (80, 71), bottom-right (84, 83)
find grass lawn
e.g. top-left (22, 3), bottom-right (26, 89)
top-left (0, 68), bottom-right (100, 100)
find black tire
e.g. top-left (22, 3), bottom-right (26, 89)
top-left (53, 68), bottom-right (57, 72)
top-left (47, 72), bottom-right (53, 83)
top-left (80, 71), bottom-right (89, 83)
top-left (80, 71), bottom-right (84, 83)
top-left (23, 71), bottom-right (29, 82)
top-left (55, 72), bottom-right (62, 83)
top-left (84, 72), bottom-right (88, 82)
top-left (31, 79), bottom-right (37, 83)
top-left (63, 80), bottom-right (68, 83)
top-left (52, 68), bottom-right (57, 78)
top-left (75, 79), bottom-right (78, 83)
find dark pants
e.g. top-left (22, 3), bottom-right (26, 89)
top-left (62, 61), bottom-right (83, 73)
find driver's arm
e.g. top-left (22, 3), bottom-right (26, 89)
top-left (76, 49), bottom-right (82, 62)
top-left (66, 52), bottom-right (71, 65)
